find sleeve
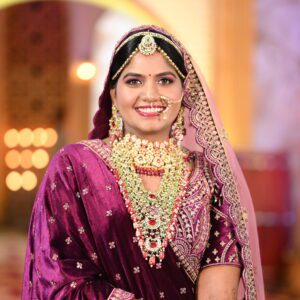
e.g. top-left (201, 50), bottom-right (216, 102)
top-left (200, 186), bottom-right (242, 269)
top-left (22, 148), bottom-right (135, 300)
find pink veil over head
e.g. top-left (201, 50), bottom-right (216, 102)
top-left (89, 25), bottom-right (265, 300)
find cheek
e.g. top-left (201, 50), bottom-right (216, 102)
top-left (115, 87), bottom-right (138, 109)
top-left (166, 103), bottom-right (182, 126)
top-left (162, 84), bottom-right (183, 101)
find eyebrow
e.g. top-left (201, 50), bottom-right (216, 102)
top-left (122, 71), bottom-right (177, 79)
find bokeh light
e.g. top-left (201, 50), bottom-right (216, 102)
top-left (76, 62), bottom-right (96, 81)
top-left (5, 150), bottom-right (21, 169)
top-left (32, 149), bottom-right (49, 169)
top-left (22, 171), bottom-right (37, 191)
top-left (6, 171), bottom-right (22, 191)
top-left (20, 149), bottom-right (33, 169)
top-left (33, 128), bottom-right (47, 147)
top-left (44, 128), bottom-right (58, 148)
top-left (19, 128), bottom-right (33, 147)
top-left (4, 129), bottom-right (19, 148)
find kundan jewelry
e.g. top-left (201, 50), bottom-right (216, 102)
top-left (111, 133), bottom-right (191, 267)
top-left (109, 104), bottom-right (123, 141)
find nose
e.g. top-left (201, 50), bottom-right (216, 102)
top-left (140, 79), bottom-right (160, 103)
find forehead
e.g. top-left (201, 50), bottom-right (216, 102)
top-left (122, 52), bottom-right (176, 74)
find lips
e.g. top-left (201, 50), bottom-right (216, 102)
top-left (135, 106), bottom-right (166, 117)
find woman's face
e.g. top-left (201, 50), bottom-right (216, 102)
top-left (110, 51), bottom-right (183, 142)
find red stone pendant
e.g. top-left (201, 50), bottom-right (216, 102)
top-left (149, 193), bottom-right (156, 199)
top-left (149, 256), bottom-right (156, 267)
top-left (150, 241), bottom-right (157, 248)
top-left (149, 219), bottom-right (156, 226)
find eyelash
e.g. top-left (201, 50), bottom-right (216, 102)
top-left (158, 78), bottom-right (174, 85)
top-left (125, 79), bottom-right (142, 85)
top-left (125, 77), bottom-right (174, 86)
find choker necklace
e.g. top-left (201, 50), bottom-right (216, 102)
top-left (111, 133), bottom-right (191, 267)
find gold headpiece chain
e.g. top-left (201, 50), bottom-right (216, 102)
top-left (112, 32), bottom-right (186, 80)
top-left (115, 31), bottom-right (182, 55)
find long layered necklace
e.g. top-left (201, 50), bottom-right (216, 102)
top-left (111, 133), bottom-right (190, 267)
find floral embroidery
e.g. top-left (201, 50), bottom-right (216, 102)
top-left (132, 236), bottom-right (138, 243)
top-left (133, 266), bottom-right (140, 274)
top-left (51, 182), bottom-right (56, 190)
top-left (214, 230), bottom-right (220, 237)
top-left (76, 192), bottom-right (81, 198)
top-left (214, 214), bottom-right (220, 220)
top-left (48, 217), bottom-right (55, 224)
top-left (76, 262), bottom-right (83, 269)
top-left (170, 153), bottom-right (211, 282)
top-left (115, 273), bottom-right (121, 281)
top-left (63, 203), bottom-right (70, 210)
top-left (156, 262), bottom-right (162, 269)
top-left (109, 241), bottom-right (116, 249)
top-left (108, 288), bottom-right (135, 300)
top-left (65, 237), bottom-right (72, 245)
top-left (159, 292), bottom-right (165, 298)
top-left (106, 210), bottom-right (113, 217)
top-left (82, 188), bottom-right (89, 195)
top-left (52, 253), bottom-right (59, 261)
top-left (180, 287), bottom-right (187, 294)
top-left (66, 165), bottom-right (73, 172)
top-left (70, 281), bottom-right (77, 288)
top-left (50, 280), bottom-right (57, 287)
top-left (91, 252), bottom-right (98, 261)
top-left (78, 226), bottom-right (85, 234)
top-left (105, 185), bottom-right (112, 190)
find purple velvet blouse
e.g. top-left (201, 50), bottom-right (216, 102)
top-left (22, 139), bottom-right (241, 300)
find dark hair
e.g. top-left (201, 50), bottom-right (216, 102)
top-left (109, 30), bottom-right (187, 87)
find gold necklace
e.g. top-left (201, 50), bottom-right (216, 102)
top-left (111, 133), bottom-right (190, 267)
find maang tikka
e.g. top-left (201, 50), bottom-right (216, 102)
top-left (109, 104), bottom-right (123, 141)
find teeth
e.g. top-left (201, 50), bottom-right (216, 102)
top-left (137, 107), bottom-right (165, 113)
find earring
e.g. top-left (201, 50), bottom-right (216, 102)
top-left (109, 104), bottom-right (123, 141)
top-left (171, 106), bottom-right (185, 143)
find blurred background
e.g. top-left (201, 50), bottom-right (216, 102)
top-left (0, 0), bottom-right (299, 299)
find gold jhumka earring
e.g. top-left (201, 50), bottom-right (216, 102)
top-left (171, 106), bottom-right (185, 143)
top-left (109, 104), bottom-right (123, 141)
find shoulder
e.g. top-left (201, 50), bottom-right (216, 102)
top-left (51, 139), bottom-right (112, 170)
top-left (53, 139), bottom-right (109, 159)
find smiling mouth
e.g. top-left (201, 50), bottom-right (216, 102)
top-left (135, 106), bottom-right (167, 117)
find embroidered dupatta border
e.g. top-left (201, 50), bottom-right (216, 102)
top-left (183, 55), bottom-right (256, 299)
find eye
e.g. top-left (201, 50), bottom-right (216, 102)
top-left (158, 77), bottom-right (174, 85)
top-left (125, 78), bottom-right (142, 86)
